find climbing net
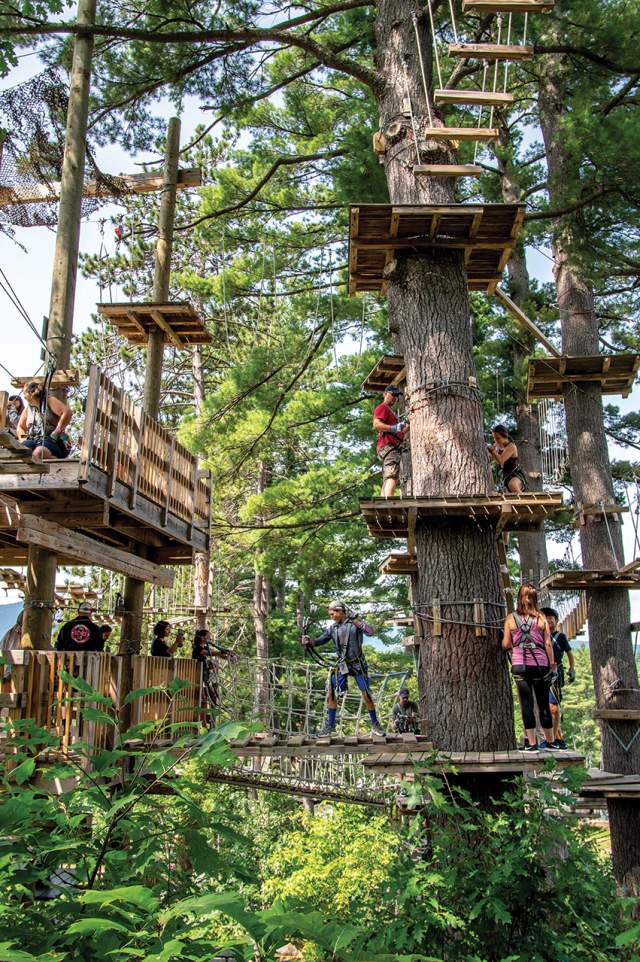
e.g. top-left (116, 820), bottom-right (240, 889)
top-left (0, 68), bottom-right (127, 229)
top-left (538, 397), bottom-right (568, 486)
top-left (213, 656), bottom-right (414, 736)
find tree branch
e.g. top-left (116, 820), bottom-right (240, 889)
top-left (535, 44), bottom-right (640, 76)
top-left (524, 186), bottom-right (617, 222)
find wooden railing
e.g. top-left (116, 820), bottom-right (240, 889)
top-left (80, 366), bottom-right (210, 532)
top-left (2, 651), bottom-right (203, 754)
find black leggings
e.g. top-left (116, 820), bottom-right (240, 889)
top-left (514, 667), bottom-right (552, 730)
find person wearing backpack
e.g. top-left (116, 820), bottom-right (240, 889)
top-left (502, 584), bottom-right (559, 752)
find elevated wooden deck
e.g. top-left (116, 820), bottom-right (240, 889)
top-left (360, 493), bottom-right (564, 539)
top-left (348, 203), bottom-right (524, 296)
top-left (363, 748), bottom-right (584, 775)
top-left (363, 354), bottom-right (406, 393)
top-left (0, 167), bottom-right (202, 206)
top-left (541, 562), bottom-right (640, 591)
top-left (228, 733), bottom-right (434, 758)
top-left (527, 354), bottom-right (639, 401)
top-left (0, 366), bottom-right (210, 575)
top-left (580, 771), bottom-right (640, 801)
top-left (98, 302), bottom-right (211, 347)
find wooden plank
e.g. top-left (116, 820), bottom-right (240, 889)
top-left (423, 126), bottom-right (499, 142)
top-left (434, 89), bottom-right (515, 107)
top-left (0, 167), bottom-right (202, 206)
top-left (432, 599), bottom-right (442, 637)
top-left (495, 287), bottom-right (561, 358)
top-left (448, 42), bottom-right (534, 61)
top-left (593, 709), bottom-right (640, 722)
top-left (150, 310), bottom-right (184, 349)
top-left (463, 0), bottom-right (554, 10)
top-left (17, 514), bottom-right (174, 586)
top-left (413, 164), bottom-right (482, 177)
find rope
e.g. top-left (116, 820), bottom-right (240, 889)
top-left (403, 70), bottom-right (422, 165)
top-left (523, 12), bottom-right (529, 46)
top-left (601, 500), bottom-right (622, 570)
top-left (448, 0), bottom-right (458, 43)
top-left (503, 14), bottom-right (512, 93)
top-left (0, 266), bottom-right (54, 360)
top-left (473, 63), bottom-right (489, 163)
top-left (412, 12), bottom-right (434, 127)
top-left (427, 1), bottom-right (444, 91)
top-left (489, 15), bottom-right (502, 130)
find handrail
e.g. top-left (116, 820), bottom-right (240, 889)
top-left (80, 366), bottom-right (210, 530)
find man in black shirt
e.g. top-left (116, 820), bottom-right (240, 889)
top-left (55, 603), bottom-right (104, 652)
top-left (541, 607), bottom-right (576, 748)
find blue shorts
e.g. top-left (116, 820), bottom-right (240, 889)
top-left (549, 690), bottom-right (559, 706)
top-left (330, 668), bottom-right (371, 696)
top-left (22, 437), bottom-right (68, 459)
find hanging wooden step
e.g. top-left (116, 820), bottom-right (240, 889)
top-left (462, 0), bottom-right (554, 12)
top-left (434, 89), bottom-right (514, 108)
top-left (449, 43), bottom-right (534, 61)
top-left (527, 353), bottom-right (640, 401)
top-left (424, 126), bottom-right (499, 142)
top-left (413, 164), bottom-right (482, 178)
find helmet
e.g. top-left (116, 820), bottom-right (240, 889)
top-left (328, 601), bottom-right (346, 613)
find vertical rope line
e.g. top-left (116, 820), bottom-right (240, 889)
top-left (412, 13), bottom-right (434, 126)
top-left (523, 12), bottom-right (529, 45)
top-left (503, 13), bottom-right (512, 92)
top-left (426, 2), bottom-right (444, 90)
top-left (447, 0), bottom-right (458, 43)
top-left (328, 247), bottom-right (338, 366)
top-left (473, 62), bottom-right (489, 162)
top-left (403, 71), bottom-right (422, 164)
top-left (601, 501), bottom-right (622, 570)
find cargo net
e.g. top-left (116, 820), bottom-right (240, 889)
top-left (211, 656), bottom-right (414, 737)
top-left (0, 67), bottom-right (128, 229)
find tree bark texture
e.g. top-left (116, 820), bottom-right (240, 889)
top-left (374, 1), bottom-right (515, 752)
top-left (539, 53), bottom-right (640, 895)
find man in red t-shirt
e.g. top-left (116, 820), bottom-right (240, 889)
top-left (373, 384), bottom-right (407, 498)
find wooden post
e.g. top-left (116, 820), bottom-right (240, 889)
top-left (21, 0), bottom-right (97, 651)
top-left (121, 118), bottom-right (181, 654)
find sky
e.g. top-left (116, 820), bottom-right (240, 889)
top-left (1, 46), bottom-right (638, 630)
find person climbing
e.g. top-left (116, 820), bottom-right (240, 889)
top-left (18, 381), bottom-right (72, 461)
top-left (502, 584), bottom-right (559, 751)
top-left (55, 603), bottom-right (104, 652)
top-left (487, 424), bottom-right (527, 493)
top-left (6, 395), bottom-right (24, 436)
top-left (541, 607), bottom-right (576, 749)
top-left (373, 384), bottom-right (407, 498)
top-left (301, 601), bottom-right (385, 737)
top-left (391, 686), bottom-right (419, 734)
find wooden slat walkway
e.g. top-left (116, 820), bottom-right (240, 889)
top-left (363, 748), bottom-right (584, 775)
top-left (228, 733), bottom-right (434, 758)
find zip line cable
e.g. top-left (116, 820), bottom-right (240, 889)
top-left (0, 266), bottom-right (54, 360)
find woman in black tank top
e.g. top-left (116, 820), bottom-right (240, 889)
top-left (488, 424), bottom-right (527, 493)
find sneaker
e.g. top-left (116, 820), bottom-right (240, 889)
top-left (539, 740), bottom-right (560, 751)
top-left (524, 743), bottom-right (539, 752)
top-left (371, 722), bottom-right (386, 737)
top-left (554, 739), bottom-right (567, 750)
top-left (312, 723), bottom-right (336, 738)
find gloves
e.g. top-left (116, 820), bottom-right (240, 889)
top-left (389, 422), bottom-right (406, 434)
top-left (300, 635), bottom-right (312, 647)
top-left (568, 668), bottom-right (576, 683)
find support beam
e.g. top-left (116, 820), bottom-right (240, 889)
top-left (0, 167), bottom-right (201, 207)
top-left (21, 0), bottom-right (96, 651)
top-left (494, 286), bottom-right (561, 358)
top-left (17, 515), bottom-right (174, 587)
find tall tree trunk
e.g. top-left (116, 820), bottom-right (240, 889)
top-left (253, 461), bottom-right (271, 721)
top-left (374, 1), bottom-right (514, 755)
top-left (539, 56), bottom-right (640, 897)
top-left (498, 141), bottom-right (548, 584)
top-left (192, 344), bottom-right (210, 630)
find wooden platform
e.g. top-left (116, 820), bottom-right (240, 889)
top-left (363, 355), bottom-right (406, 393)
top-left (0, 167), bottom-right (202, 206)
top-left (360, 493), bottom-right (564, 539)
top-left (462, 0), bottom-right (554, 11)
top-left (593, 709), bottom-right (640, 722)
top-left (348, 203), bottom-right (524, 296)
top-left (541, 564), bottom-right (640, 591)
top-left (580, 771), bottom-right (640, 801)
top-left (10, 370), bottom-right (80, 390)
top-left (379, 552), bottom-right (417, 576)
top-left (448, 43), bottom-right (534, 61)
top-left (527, 354), bottom-right (639, 400)
top-left (434, 89), bottom-right (514, 108)
top-left (98, 302), bottom-right (211, 347)
top-left (413, 164), bottom-right (482, 178)
top-left (363, 748), bottom-right (584, 775)
top-left (228, 733), bottom-right (434, 759)
top-left (0, 366), bottom-right (210, 571)
top-left (424, 126), bottom-right (499, 142)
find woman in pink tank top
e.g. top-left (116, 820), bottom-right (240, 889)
top-left (502, 585), bottom-right (558, 752)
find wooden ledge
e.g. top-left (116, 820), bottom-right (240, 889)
top-left (423, 126), bottom-right (499, 142)
top-left (379, 552), bottom-right (417, 576)
top-left (593, 709), bottom-right (640, 722)
top-left (449, 43), bottom-right (534, 61)
top-left (527, 354), bottom-right (640, 400)
top-left (363, 747), bottom-right (584, 775)
top-left (434, 89), bottom-right (515, 108)
top-left (98, 301), bottom-right (211, 346)
top-left (413, 164), bottom-right (482, 178)
top-left (11, 370), bottom-right (79, 390)
top-left (540, 567), bottom-right (640, 591)
top-left (363, 355), bottom-right (406, 393)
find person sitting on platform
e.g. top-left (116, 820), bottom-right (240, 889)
top-left (487, 424), bottom-right (527, 493)
top-left (301, 600), bottom-right (385, 737)
top-left (391, 686), bottom-right (419, 734)
top-left (373, 384), bottom-right (407, 499)
top-left (18, 381), bottom-right (72, 461)
top-left (502, 584), bottom-right (558, 752)
top-left (541, 606), bottom-right (576, 750)
top-left (55, 602), bottom-right (105, 652)
top-left (7, 395), bottom-right (24, 436)
top-left (151, 620), bottom-right (184, 657)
